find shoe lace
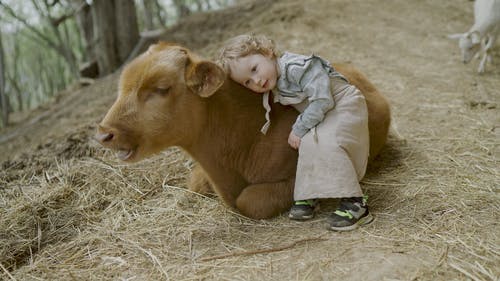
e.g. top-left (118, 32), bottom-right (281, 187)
top-left (334, 209), bottom-right (354, 219)
top-left (334, 199), bottom-right (362, 219)
top-left (294, 199), bottom-right (316, 207)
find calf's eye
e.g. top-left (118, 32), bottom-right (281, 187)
top-left (154, 87), bottom-right (171, 96)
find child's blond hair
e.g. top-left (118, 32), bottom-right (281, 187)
top-left (217, 34), bottom-right (280, 74)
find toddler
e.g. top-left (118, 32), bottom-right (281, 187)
top-left (218, 34), bottom-right (373, 231)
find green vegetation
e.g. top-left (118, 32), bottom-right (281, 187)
top-left (0, 0), bottom-right (233, 129)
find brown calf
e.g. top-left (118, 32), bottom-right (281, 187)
top-left (97, 42), bottom-right (391, 219)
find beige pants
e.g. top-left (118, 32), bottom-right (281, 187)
top-left (293, 81), bottom-right (369, 200)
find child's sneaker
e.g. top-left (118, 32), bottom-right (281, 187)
top-left (328, 197), bottom-right (373, 231)
top-left (289, 199), bottom-right (318, 220)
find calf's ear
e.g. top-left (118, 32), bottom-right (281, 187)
top-left (186, 61), bottom-right (226, 97)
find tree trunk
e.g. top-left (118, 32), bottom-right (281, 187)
top-left (58, 15), bottom-right (80, 78)
top-left (173, 0), bottom-right (191, 18)
top-left (153, 0), bottom-right (166, 28)
top-left (195, 0), bottom-right (203, 11)
top-left (9, 40), bottom-right (23, 111)
top-left (31, 0), bottom-right (80, 78)
top-left (114, 0), bottom-right (139, 63)
top-left (205, 0), bottom-right (212, 10)
top-left (142, 0), bottom-right (155, 31)
top-left (91, 0), bottom-right (139, 76)
top-left (74, 0), bottom-right (94, 62)
top-left (91, 0), bottom-right (118, 76)
top-left (0, 32), bottom-right (8, 127)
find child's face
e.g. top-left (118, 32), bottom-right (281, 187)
top-left (229, 53), bottom-right (278, 93)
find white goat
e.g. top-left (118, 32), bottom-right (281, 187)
top-left (449, 0), bottom-right (500, 73)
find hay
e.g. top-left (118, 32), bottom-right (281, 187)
top-left (1, 0), bottom-right (499, 280)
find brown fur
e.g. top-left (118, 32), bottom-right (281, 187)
top-left (97, 43), bottom-right (391, 219)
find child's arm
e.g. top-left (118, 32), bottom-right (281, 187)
top-left (289, 59), bottom-right (335, 138)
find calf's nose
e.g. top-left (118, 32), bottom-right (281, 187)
top-left (96, 125), bottom-right (114, 144)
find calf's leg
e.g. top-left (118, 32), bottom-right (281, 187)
top-left (236, 179), bottom-right (295, 219)
top-left (188, 164), bottom-right (214, 195)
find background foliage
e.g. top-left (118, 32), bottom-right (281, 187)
top-left (0, 0), bottom-right (233, 128)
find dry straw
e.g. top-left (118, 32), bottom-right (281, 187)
top-left (1, 0), bottom-right (499, 280)
top-left (1, 109), bottom-right (498, 280)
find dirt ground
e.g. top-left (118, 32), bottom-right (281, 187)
top-left (1, 0), bottom-right (499, 280)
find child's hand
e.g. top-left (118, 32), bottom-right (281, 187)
top-left (288, 132), bottom-right (301, 149)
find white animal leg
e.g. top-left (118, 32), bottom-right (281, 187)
top-left (478, 53), bottom-right (488, 73)
top-left (478, 34), bottom-right (498, 73)
top-left (486, 34), bottom-right (498, 65)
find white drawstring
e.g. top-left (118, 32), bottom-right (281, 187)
top-left (260, 91), bottom-right (271, 134)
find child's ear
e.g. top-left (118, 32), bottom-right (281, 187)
top-left (259, 49), bottom-right (273, 59)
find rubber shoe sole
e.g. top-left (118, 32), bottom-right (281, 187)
top-left (288, 204), bottom-right (320, 221)
top-left (329, 212), bottom-right (374, 231)
top-left (289, 213), bottom-right (314, 220)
